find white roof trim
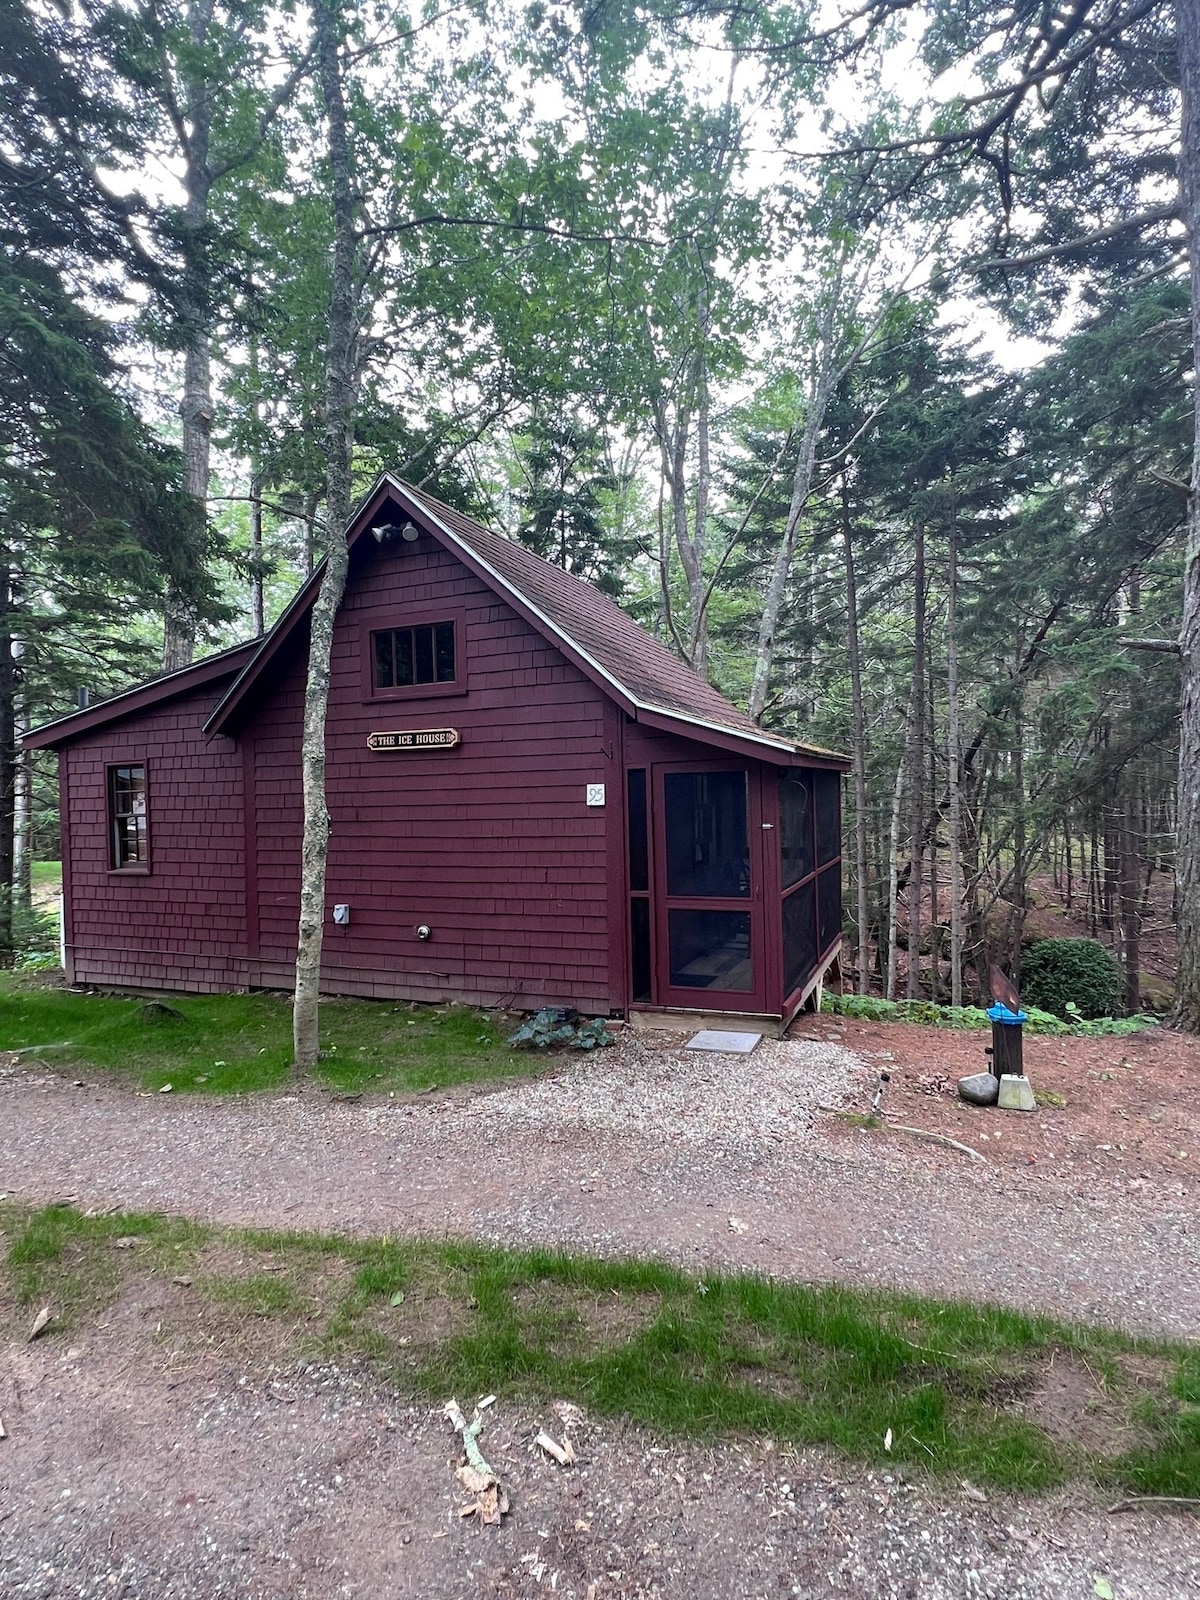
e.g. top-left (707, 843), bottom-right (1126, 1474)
top-left (384, 475), bottom-right (804, 759)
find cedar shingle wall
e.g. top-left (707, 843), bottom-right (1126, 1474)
top-left (248, 536), bottom-right (615, 1011)
top-left (58, 535), bottom-right (616, 1010)
top-left (63, 688), bottom-right (247, 991)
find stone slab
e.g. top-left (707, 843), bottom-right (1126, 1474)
top-left (998, 1074), bottom-right (1037, 1112)
top-left (685, 1029), bottom-right (763, 1054)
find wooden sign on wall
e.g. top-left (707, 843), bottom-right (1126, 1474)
top-left (366, 728), bottom-right (460, 752)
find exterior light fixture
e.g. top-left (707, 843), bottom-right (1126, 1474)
top-left (372, 520), bottom-right (420, 543)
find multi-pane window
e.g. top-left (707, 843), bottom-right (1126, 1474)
top-left (109, 764), bottom-right (148, 869)
top-left (371, 622), bottom-right (456, 690)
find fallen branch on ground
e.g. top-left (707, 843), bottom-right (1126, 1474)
top-left (889, 1126), bottom-right (986, 1162)
top-left (1108, 1496), bottom-right (1200, 1515)
top-left (816, 1105), bottom-right (985, 1161)
top-left (535, 1429), bottom-right (576, 1466)
top-left (444, 1397), bottom-right (509, 1525)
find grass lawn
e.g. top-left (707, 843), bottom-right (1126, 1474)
top-left (3, 1200), bottom-right (1198, 1498)
top-left (0, 973), bottom-right (543, 1096)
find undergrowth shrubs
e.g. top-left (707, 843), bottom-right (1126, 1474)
top-left (1019, 938), bottom-right (1123, 1020)
top-left (822, 991), bottom-right (1156, 1036)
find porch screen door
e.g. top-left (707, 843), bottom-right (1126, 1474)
top-left (653, 766), bottom-right (765, 1011)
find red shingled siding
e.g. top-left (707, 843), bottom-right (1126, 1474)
top-left (57, 533), bottom-right (619, 1010)
top-left (244, 535), bottom-right (616, 1010)
top-left (62, 685), bottom-right (247, 991)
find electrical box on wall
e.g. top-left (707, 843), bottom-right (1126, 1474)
top-left (586, 783), bottom-right (606, 807)
top-left (332, 904), bottom-right (351, 925)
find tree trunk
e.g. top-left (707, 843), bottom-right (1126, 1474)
top-left (13, 701), bottom-right (30, 906)
top-left (1120, 779), bottom-right (1143, 1013)
top-left (163, 0), bottom-right (218, 673)
top-left (0, 566), bottom-right (16, 963)
top-left (1172, 0), bottom-right (1200, 1027)
top-left (929, 667), bottom-right (939, 1003)
top-left (250, 465), bottom-right (266, 637)
top-left (1011, 695), bottom-right (1026, 977)
top-left (690, 349), bottom-right (711, 677)
top-left (906, 523), bottom-right (926, 999)
top-left (840, 478), bottom-right (870, 994)
top-left (654, 377), bottom-right (708, 675)
top-left (293, 0), bottom-right (359, 1068)
top-left (947, 521), bottom-right (964, 1007)
top-left (747, 364), bottom-right (834, 722)
top-left (885, 679), bottom-right (918, 1001)
top-left (304, 491), bottom-right (320, 575)
top-left (885, 744), bottom-right (905, 1000)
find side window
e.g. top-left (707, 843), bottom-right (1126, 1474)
top-left (371, 622), bottom-right (456, 690)
top-left (109, 764), bottom-right (148, 869)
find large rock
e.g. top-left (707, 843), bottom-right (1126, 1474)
top-left (998, 1074), bottom-right (1037, 1111)
top-left (958, 1072), bottom-right (999, 1106)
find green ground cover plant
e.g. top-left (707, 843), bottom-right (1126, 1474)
top-left (822, 992), bottom-right (1158, 1037)
top-left (2, 1201), bottom-right (1196, 1499)
top-left (0, 974), bottom-right (545, 1096)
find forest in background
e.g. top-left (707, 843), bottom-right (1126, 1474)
top-left (2, 0), bottom-right (1194, 1017)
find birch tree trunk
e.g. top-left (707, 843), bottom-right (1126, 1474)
top-left (946, 522), bottom-right (964, 1007)
top-left (840, 478), bottom-right (870, 993)
top-left (747, 362), bottom-right (834, 722)
top-left (654, 371), bottom-right (709, 674)
top-left (293, 0), bottom-right (359, 1068)
top-left (1173, 0), bottom-right (1200, 1027)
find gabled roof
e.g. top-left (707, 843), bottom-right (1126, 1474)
top-left (24, 639), bottom-right (258, 751)
top-left (26, 473), bottom-right (847, 768)
top-left (207, 474), bottom-right (846, 767)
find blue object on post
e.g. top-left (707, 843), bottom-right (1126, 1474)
top-left (986, 1003), bottom-right (1026, 1078)
top-left (986, 1003), bottom-right (1027, 1025)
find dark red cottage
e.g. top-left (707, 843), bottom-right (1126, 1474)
top-left (27, 476), bottom-right (848, 1030)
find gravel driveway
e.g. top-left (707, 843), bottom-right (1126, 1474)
top-left (3, 1030), bottom-right (1197, 1338)
top-left (3, 1333), bottom-right (1199, 1600)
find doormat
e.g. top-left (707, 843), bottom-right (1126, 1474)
top-left (685, 1029), bottom-right (762, 1054)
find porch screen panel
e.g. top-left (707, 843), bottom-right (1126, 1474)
top-left (815, 771), bottom-right (841, 865)
top-left (627, 768), bottom-right (649, 891)
top-left (817, 864), bottom-right (842, 955)
top-left (668, 909), bottom-right (752, 991)
top-left (779, 771), bottom-right (814, 889)
top-left (630, 898), bottom-right (652, 1001)
top-left (627, 769), bottom-right (652, 1001)
top-left (782, 879), bottom-right (817, 998)
top-left (664, 771), bottom-right (749, 898)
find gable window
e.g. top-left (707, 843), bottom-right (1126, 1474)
top-left (371, 622), bottom-right (456, 690)
top-left (109, 764), bottom-right (148, 869)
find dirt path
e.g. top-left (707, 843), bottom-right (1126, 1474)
top-left (3, 1029), bottom-right (1197, 1339)
top-left (3, 1320), bottom-right (1198, 1600)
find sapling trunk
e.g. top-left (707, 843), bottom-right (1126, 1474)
top-left (292, 0), bottom-right (359, 1069)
